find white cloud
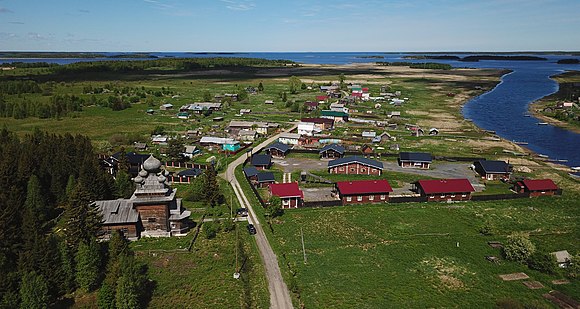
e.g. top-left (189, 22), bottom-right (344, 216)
top-left (220, 0), bottom-right (255, 11)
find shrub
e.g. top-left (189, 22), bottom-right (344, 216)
top-left (479, 220), bottom-right (496, 236)
top-left (503, 232), bottom-right (535, 263)
top-left (527, 251), bottom-right (557, 274)
top-left (203, 221), bottom-right (219, 239)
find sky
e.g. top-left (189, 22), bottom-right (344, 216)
top-left (1, 0), bottom-right (580, 52)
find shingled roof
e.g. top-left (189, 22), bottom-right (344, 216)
top-left (416, 179), bottom-right (475, 194)
top-left (328, 156), bottom-right (383, 170)
top-left (95, 199), bottom-right (139, 225)
top-left (476, 160), bottom-right (511, 174)
top-left (251, 154), bottom-right (272, 167)
top-left (522, 179), bottom-right (558, 191)
top-left (265, 142), bottom-right (290, 153)
top-left (399, 152), bottom-right (432, 163)
top-left (269, 182), bottom-right (303, 198)
top-left (319, 144), bottom-right (345, 155)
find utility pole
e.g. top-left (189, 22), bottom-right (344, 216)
top-left (234, 222), bottom-right (240, 279)
top-left (301, 227), bottom-right (307, 264)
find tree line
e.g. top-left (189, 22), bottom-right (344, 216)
top-left (0, 128), bottom-right (147, 308)
top-left (376, 61), bottom-right (453, 70)
top-left (0, 94), bottom-right (83, 119)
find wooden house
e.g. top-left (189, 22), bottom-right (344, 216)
top-left (336, 180), bottom-right (393, 205)
top-left (304, 101), bottom-right (319, 111)
top-left (251, 154), bottom-right (272, 170)
top-left (399, 152), bottom-right (432, 169)
top-left (515, 179), bottom-right (559, 197)
top-left (319, 144), bottom-right (345, 159)
top-left (321, 110), bottom-right (348, 122)
top-left (264, 142), bottom-right (290, 159)
top-left (278, 132), bottom-right (300, 145)
top-left (256, 172), bottom-right (276, 188)
top-left (415, 179), bottom-right (475, 202)
top-left (300, 117), bottom-right (334, 130)
top-left (474, 160), bottom-right (512, 181)
top-left (328, 156), bottom-right (383, 175)
top-left (269, 182), bottom-right (303, 209)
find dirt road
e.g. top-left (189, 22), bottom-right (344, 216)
top-left (223, 124), bottom-right (297, 309)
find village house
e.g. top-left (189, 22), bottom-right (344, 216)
top-left (134, 142), bottom-right (148, 151)
top-left (319, 144), bottom-right (345, 159)
top-left (515, 179), bottom-right (559, 197)
top-left (269, 182), bottom-right (303, 209)
top-left (321, 110), bottom-right (349, 122)
top-left (298, 121), bottom-right (320, 136)
top-left (102, 151), bottom-right (150, 176)
top-left (330, 102), bottom-right (349, 113)
top-left (304, 101), bottom-right (319, 111)
top-left (399, 152), bottom-right (432, 169)
top-left (238, 129), bottom-right (258, 141)
top-left (177, 112), bottom-right (190, 119)
top-left (256, 171), bottom-right (276, 188)
top-left (222, 140), bottom-right (241, 152)
top-left (151, 135), bottom-right (168, 144)
top-left (228, 120), bottom-right (279, 135)
top-left (243, 166), bottom-right (259, 182)
top-left (300, 117), bottom-right (334, 130)
top-left (361, 144), bottom-right (374, 154)
top-left (265, 99), bottom-right (274, 105)
top-left (200, 136), bottom-right (235, 148)
top-left (362, 131), bottom-right (376, 139)
top-left (328, 156), bottom-right (383, 175)
top-left (551, 250), bottom-right (572, 268)
top-left (320, 85), bottom-right (339, 93)
top-left (336, 180), bottom-right (393, 205)
top-left (182, 145), bottom-right (200, 159)
top-left (264, 142), bottom-right (291, 159)
top-left (316, 95), bottom-right (328, 103)
top-left (414, 178), bottom-right (475, 202)
top-left (95, 155), bottom-right (191, 239)
top-left (239, 108), bottom-right (251, 115)
top-left (474, 160), bottom-right (512, 181)
top-left (251, 154), bottom-right (272, 170)
top-left (278, 132), bottom-right (301, 145)
top-left (389, 111), bottom-right (401, 118)
top-left (173, 168), bottom-right (204, 183)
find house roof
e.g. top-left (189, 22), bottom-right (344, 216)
top-left (278, 132), bottom-right (301, 140)
top-left (265, 142), bottom-right (290, 153)
top-left (95, 199), bottom-right (139, 225)
top-left (551, 250), bottom-right (571, 264)
top-left (399, 152), bottom-right (432, 163)
top-left (321, 110), bottom-right (348, 117)
top-left (417, 179), bottom-right (475, 194)
top-left (301, 117), bottom-right (334, 125)
top-left (336, 180), bottom-right (393, 195)
top-left (200, 136), bottom-right (234, 145)
top-left (319, 143), bottom-right (345, 155)
top-left (522, 179), bottom-right (558, 191)
top-left (251, 154), bottom-right (272, 166)
top-left (269, 182), bottom-right (303, 198)
top-left (477, 160), bottom-right (511, 174)
top-left (112, 152), bottom-right (149, 166)
top-left (243, 166), bottom-right (259, 177)
top-left (304, 101), bottom-right (319, 107)
top-left (328, 156), bottom-right (383, 170)
top-left (257, 172), bottom-right (275, 183)
top-left (316, 95), bottom-right (328, 100)
top-left (177, 168), bottom-right (203, 177)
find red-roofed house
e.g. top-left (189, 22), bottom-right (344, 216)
top-left (336, 180), bottom-right (393, 204)
top-left (269, 182), bottom-right (303, 208)
top-left (316, 95), bottom-right (328, 103)
top-left (415, 179), bottom-right (475, 202)
top-left (515, 179), bottom-right (559, 197)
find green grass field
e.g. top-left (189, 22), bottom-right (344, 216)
top-left (264, 194), bottom-right (579, 308)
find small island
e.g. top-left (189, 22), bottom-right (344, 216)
top-left (530, 71), bottom-right (580, 133)
top-left (557, 58), bottom-right (580, 64)
top-left (403, 54), bottom-right (548, 62)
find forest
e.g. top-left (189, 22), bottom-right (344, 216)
top-left (0, 128), bottom-right (149, 308)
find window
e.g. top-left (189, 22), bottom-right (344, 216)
top-left (440, 195), bottom-right (445, 198)
top-left (369, 195), bottom-right (374, 201)
top-left (346, 196), bottom-right (352, 202)
top-left (450, 195), bottom-right (456, 198)
top-left (361, 168), bottom-right (366, 173)
top-left (339, 167), bottom-right (344, 171)
top-left (147, 218), bottom-right (157, 223)
top-left (350, 168), bottom-right (356, 172)
top-left (461, 194), bottom-right (467, 197)
top-left (430, 196), bottom-right (435, 199)
top-left (282, 199), bottom-right (289, 206)
top-left (357, 196), bottom-right (363, 201)
top-left (380, 195), bottom-right (386, 200)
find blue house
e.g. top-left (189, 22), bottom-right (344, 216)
top-left (222, 140), bottom-right (241, 152)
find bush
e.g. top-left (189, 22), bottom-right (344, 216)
top-left (222, 218), bottom-right (235, 232)
top-left (203, 221), bottom-right (219, 239)
top-left (503, 232), bottom-right (535, 263)
top-left (527, 251), bottom-right (557, 274)
top-left (479, 220), bottom-right (496, 236)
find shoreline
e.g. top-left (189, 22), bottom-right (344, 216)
top-left (528, 102), bottom-right (580, 134)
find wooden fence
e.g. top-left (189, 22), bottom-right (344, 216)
top-left (471, 192), bottom-right (530, 201)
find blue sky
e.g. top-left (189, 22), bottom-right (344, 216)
top-left (1, 0), bottom-right (579, 52)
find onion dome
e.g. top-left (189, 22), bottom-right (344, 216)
top-left (143, 155), bottom-right (162, 173)
top-left (133, 175), bottom-right (144, 183)
top-left (157, 175), bottom-right (166, 183)
top-left (138, 169), bottom-right (148, 177)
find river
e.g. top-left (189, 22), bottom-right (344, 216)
top-left (2, 52), bottom-right (579, 167)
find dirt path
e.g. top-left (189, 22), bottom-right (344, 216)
top-left (223, 125), bottom-right (297, 309)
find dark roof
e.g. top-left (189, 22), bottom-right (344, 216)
top-left (336, 180), bottom-right (393, 195)
top-left (251, 154), bottom-right (272, 167)
top-left (301, 117), bottom-right (334, 124)
top-left (417, 179), bottom-right (475, 194)
top-left (265, 142), bottom-right (290, 153)
top-left (112, 152), bottom-right (150, 165)
top-left (269, 182), bottom-right (303, 198)
top-left (95, 199), bottom-right (139, 225)
top-left (321, 110), bottom-right (348, 117)
top-left (319, 144), bottom-right (345, 155)
top-left (522, 179), bottom-right (558, 191)
top-left (243, 166), bottom-right (259, 177)
top-left (177, 168), bottom-right (203, 177)
top-left (327, 156), bottom-right (383, 170)
top-left (399, 152), bottom-right (432, 163)
top-left (476, 160), bottom-right (511, 174)
top-left (257, 172), bottom-right (275, 183)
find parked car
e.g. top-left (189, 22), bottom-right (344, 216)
top-left (247, 224), bottom-right (257, 235)
top-left (237, 208), bottom-right (248, 217)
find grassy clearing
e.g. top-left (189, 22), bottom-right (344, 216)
top-left (265, 193), bottom-right (579, 308)
top-left (132, 224), bottom-right (269, 309)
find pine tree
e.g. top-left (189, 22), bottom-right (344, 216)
top-left (19, 271), bottom-right (49, 309)
top-left (115, 171), bottom-right (134, 199)
top-left (97, 281), bottom-right (117, 309)
top-left (62, 185), bottom-right (103, 249)
top-left (58, 240), bottom-right (76, 294)
top-left (75, 239), bottom-right (102, 292)
top-left (167, 137), bottom-right (184, 161)
top-left (65, 175), bottom-right (76, 200)
top-left (115, 256), bottom-right (147, 309)
top-left (202, 164), bottom-right (221, 207)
